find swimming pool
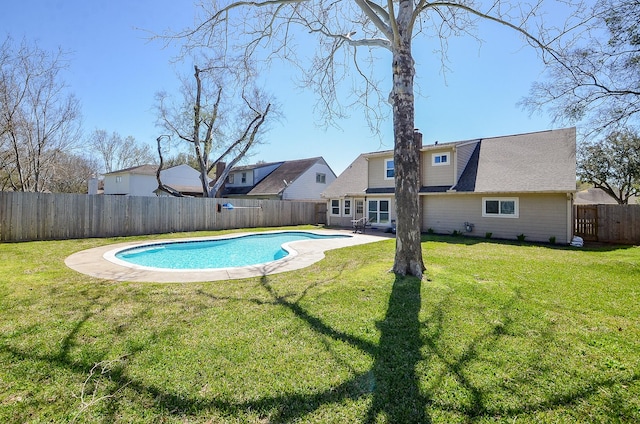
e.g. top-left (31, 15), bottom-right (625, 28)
top-left (110, 231), bottom-right (350, 270)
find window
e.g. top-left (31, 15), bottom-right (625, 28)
top-left (432, 153), bottom-right (450, 166)
top-left (115, 176), bottom-right (122, 183)
top-left (343, 199), bottom-right (351, 216)
top-left (356, 200), bottom-right (364, 215)
top-left (368, 199), bottom-right (390, 224)
top-left (384, 159), bottom-right (395, 179)
top-left (482, 197), bottom-right (519, 218)
top-left (241, 172), bottom-right (247, 184)
top-left (330, 199), bottom-right (340, 216)
top-left (316, 173), bottom-right (326, 184)
top-left (227, 174), bottom-right (234, 184)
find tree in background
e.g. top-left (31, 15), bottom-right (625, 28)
top-left (46, 152), bottom-right (99, 193)
top-left (0, 36), bottom-right (82, 192)
top-left (170, 0), bottom-right (581, 278)
top-left (579, 130), bottom-right (640, 204)
top-left (524, 0), bottom-right (640, 134)
top-left (156, 62), bottom-right (273, 197)
top-left (86, 129), bottom-right (156, 174)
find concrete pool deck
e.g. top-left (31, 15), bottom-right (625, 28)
top-left (65, 229), bottom-right (393, 283)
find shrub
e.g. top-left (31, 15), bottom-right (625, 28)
top-left (549, 236), bottom-right (556, 244)
top-left (517, 233), bottom-right (526, 242)
top-left (452, 230), bottom-right (462, 237)
top-left (485, 232), bottom-right (492, 239)
top-left (427, 228), bottom-right (435, 235)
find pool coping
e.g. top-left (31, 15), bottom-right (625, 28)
top-left (64, 229), bottom-right (393, 283)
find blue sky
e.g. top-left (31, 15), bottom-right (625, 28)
top-left (1, 1), bottom-right (561, 175)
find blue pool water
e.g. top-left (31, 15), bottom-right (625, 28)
top-left (114, 231), bottom-right (349, 270)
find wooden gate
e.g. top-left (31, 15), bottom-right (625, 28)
top-left (315, 202), bottom-right (327, 225)
top-left (575, 205), bottom-right (598, 241)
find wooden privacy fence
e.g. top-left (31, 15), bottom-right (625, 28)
top-left (0, 192), bottom-right (324, 242)
top-left (574, 204), bottom-right (640, 244)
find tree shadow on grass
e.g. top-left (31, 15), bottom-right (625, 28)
top-left (255, 274), bottom-right (430, 423)
top-left (365, 275), bottom-right (430, 423)
top-left (3, 272), bottom-right (640, 422)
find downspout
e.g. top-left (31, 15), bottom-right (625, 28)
top-left (567, 192), bottom-right (574, 243)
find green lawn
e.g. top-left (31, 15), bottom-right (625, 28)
top-left (1, 226), bottom-right (639, 423)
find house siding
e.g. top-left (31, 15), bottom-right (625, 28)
top-left (129, 174), bottom-right (159, 196)
top-left (104, 173), bottom-right (130, 195)
top-left (253, 164), bottom-right (280, 183)
top-left (161, 164), bottom-right (202, 188)
top-left (422, 148), bottom-right (455, 186)
top-left (283, 162), bottom-right (337, 200)
top-left (227, 169), bottom-right (255, 187)
top-left (422, 193), bottom-right (570, 243)
top-left (455, 142), bottom-right (478, 182)
top-left (368, 156), bottom-right (394, 189)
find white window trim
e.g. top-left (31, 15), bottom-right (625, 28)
top-left (384, 158), bottom-right (394, 180)
top-left (316, 173), bottom-right (326, 184)
top-left (432, 152), bottom-right (450, 166)
top-left (343, 198), bottom-right (352, 217)
top-left (368, 198), bottom-right (391, 224)
top-left (482, 197), bottom-right (519, 218)
top-left (355, 199), bottom-right (364, 215)
top-left (330, 199), bottom-right (341, 216)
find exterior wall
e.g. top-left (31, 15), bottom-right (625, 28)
top-left (104, 165), bottom-right (201, 197)
top-left (103, 173), bottom-right (131, 195)
top-left (422, 193), bottom-right (571, 243)
top-left (421, 147), bottom-right (455, 186)
top-left (128, 175), bottom-right (159, 196)
top-left (161, 165), bottom-right (201, 187)
top-left (454, 142), bottom-right (478, 182)
top-left (367, 155), bottom-right (394, 189)
top-left (227, 169), bottom-right (255, 187)
top-left (104, 173), bottom-right (156, 196)
top-left (283, 163), bottom-right (337, 200)
top-left (326, 197), bottom-right (366, 227)
top-left (253, 163), bottom-right (281, 183)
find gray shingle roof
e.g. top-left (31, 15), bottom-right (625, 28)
top-left (247, 157), bottom-right (326, 196)
top-left (324, 127), bottom-right (576, 199)
top-left (471, 128), bottom-right (576, 193)
top-left (322, 154), bottom-right (368, 198)
top-left (104, 164), bottom-right (158, 176)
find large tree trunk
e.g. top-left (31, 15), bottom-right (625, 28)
top-left (391, 4), bottom-right (425, 278)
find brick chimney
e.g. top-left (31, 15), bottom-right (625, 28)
top-left (413, 128), bottom-right (423, 147)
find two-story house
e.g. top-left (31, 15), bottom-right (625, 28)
top-left (103, 164), bottom-right (204, 197)
top-left (323, 128), bottom-right (577, 244)
top-left (221, 157), bottom-right (337, 201)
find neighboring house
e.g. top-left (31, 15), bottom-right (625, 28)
top-left (323, 128), bottom-right (577, 244)
top-left (103, 164), bottom-right (204, 197)
top-left (574, 187), bottom-right (639, 205)
top-left (221, 157), bottom-right (336, 201)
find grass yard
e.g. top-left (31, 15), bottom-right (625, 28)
top-left (1, 226), bottom-right (639, 423)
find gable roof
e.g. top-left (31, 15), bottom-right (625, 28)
top-left (245, 157), bottom-right (327, 196)
top-left (469, 128), bottom-right (576, 193)
top-left (104, 164), bottom-right (158, 176)
top-left (221, 157), bottom-right (334, 197)
top-left (324, 127), bottom-right (576, 198)
top-left (322, 154), bottom-right (369, 198)
top-left (230, 160), bottom-right (283, 172)
top-left (574, 187), bottom-right (639, 205)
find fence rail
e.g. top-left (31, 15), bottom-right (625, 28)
top-left (574, 204), bottom-right (640, 244)
top-left (0, 192), bottom-right (323, 242)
